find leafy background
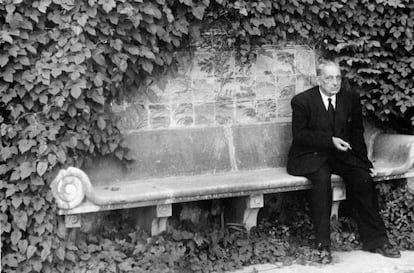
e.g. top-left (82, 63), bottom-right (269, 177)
top-left (1, 0), bottom-right (413, 272)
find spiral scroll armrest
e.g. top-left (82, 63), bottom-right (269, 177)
top-left (369, 133), bottom-right (414, 177)
top-left (51, 167), bottom-right (93, 210)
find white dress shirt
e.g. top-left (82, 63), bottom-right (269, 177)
top-left (319, 90), bottom-right (336, 111)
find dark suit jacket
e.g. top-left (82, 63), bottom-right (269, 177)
top-left (287, 86), bottom-right (373, 176)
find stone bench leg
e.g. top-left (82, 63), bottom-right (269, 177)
top-left (60, 215), bottom-right (81, 241)
top-left (331, 182), bottom-right (346, 221)
top-left (136, 204), bottom-right (172, 236)
top-left (224, 194), bottom-right (264, 231)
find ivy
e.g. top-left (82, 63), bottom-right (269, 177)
top-left (1, 0), bottom-right (414, 272)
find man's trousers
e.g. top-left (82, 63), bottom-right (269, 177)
top-left (304, 156), bottom-right (388, 250)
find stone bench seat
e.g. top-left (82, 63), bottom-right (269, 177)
top-left (53, 166), bottom-right (347, 235)
top-left (55, 168), bottom-right (343, 213)
top-left (55, 166), bottom-right (413, 215)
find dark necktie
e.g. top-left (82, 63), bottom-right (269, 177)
top-left (328, 98), bottom-right (335, 130)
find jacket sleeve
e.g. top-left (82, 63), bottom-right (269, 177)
top-left (349, 91), bottom-right (373, 168)
top-left (291, 96), bottom-right (335, 149)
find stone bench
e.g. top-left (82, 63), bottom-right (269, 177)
top-left (51, 122), bottom-right (414, 235)
top-left (50, 45), bottom-right (414, 236)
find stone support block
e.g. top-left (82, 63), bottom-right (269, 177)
top-left (136, 204), bottom-right (172, 236)
top-left (331, 182), bottom-right (346, 221)
top-left (224, 194), bottom-right (264, 231)
top-left (65, 214), bottom-right (81, 228)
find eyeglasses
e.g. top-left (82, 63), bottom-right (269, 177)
top-left (323, 75), bottom-right (342, 82)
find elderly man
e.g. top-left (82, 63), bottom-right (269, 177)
top-left (287, 59), bottom-right (400, 262)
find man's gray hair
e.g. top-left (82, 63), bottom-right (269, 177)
top-left (316, 59), bottom-right (340, 76)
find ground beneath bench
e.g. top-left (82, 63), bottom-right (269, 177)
top-left (231, 250), bottom-right (414, 273)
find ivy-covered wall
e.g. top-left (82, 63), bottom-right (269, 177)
top-left (1, 0), bottom-right (413, 272)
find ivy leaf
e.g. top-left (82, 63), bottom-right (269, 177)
top-left (0, 146), bottom-right (16, 161)
top-left (93, 53), bottom-right (106, 66)
top-left (27, 245), bottom-right (37, 259)
top-left (14, 211), bottom-right (28, 231)
top-left (40, 241), bottom-right (51, 260)
top-left (38, 143), bottom-right (48, 154)
top-left (0, 54), bottom-right (9, 67)
top-left (126, 45), bottom-right (140, 55)
top-left (99, 0), bottom-right (116, 13)
top-left (97, 116), bottom-right (106, 130)
top-left (192, 5), bottom-right (206, 20)
top-left (371, 40), bottom-right (381, 47)
top-left (91, 90), bottom-right (105, 104)
top-left (18, 139), bottom-right (36, 153)
top-left (69, 136), bottom-right (78, 148)
top-left (180, 0), bottom-right (193, 6)
top-left (11, 196), bottom-right (22, 209)
top-left (48, 153), bottom-right (57, 166)
top-left (34, 211), bottom-right (46, 225)
top-left (119, 3), bottom-right (134, 16)
top-left (20, 161), bottom-right (35, 180)
top-left (56, 148), bottom-right (67, 163)
top-left (367, 4), bottom-right (375, 12)
top-left (32, 176), bottom-right (45, 186)
top-left (36, 161), bottom-right (48, 176)
top-left (142, 3), bottom-right (162, 19)
top-left (56, 246), bottom-right (65, 261)
top-left (18, 239), bottom-right (28, 254)
top-left (71, 42), bottom-right (83, 52)
top-left (93, 73), bottom-right (104, 87)
top-left (66, 250), bottom-right (77, 263)
top-left (51, 68), bottom-right (62, 79)
top-left (112, 54), bottom-right (128, 71)
top-left (76, 13), bottom-right (89, 27)
top-left (111, 38), bottom-right (123, 51)
top-left (2, 254), bottom-right (18, 267)
top-left (71, 85), bottom-right (82, 98)
top-left (140, 47), bottom-right (155, 60)
top-left (39, 94), bottom-right (48, 104)
top-left (71, 25), bottom-right (83, 36)
top-left (33, 197), bottom-right (45, 211)
top-left (1, 67), bottom-right (15, 82)
top-left (11, 229), bottom-right (22, 245)
top-left (174, 20), bottom-right (189, 35)
top-left (0, 31), bottom-right (13, 44)
top-left (141, 60), bottom-right (153, 73)
top-left (1, 91), bottom-right (15, 106)
top-left (38, 0), bottom-right (52, 13)
top-left (10, 170), bottom-right (20, 181)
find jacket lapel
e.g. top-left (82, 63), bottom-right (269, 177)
top-left (334, 89), bottom-right (347, 135)
top-left (312, 87), bottom-right (327, 114)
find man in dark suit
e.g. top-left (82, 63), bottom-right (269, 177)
top-left (287, 59), bottom-right (400, 262)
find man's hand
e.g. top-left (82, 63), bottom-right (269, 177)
top-left (332, 137), bottom-right (352, 152)
top-left (369, 168), bottom-right (377, 177)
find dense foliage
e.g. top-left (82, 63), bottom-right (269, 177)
top-left (1, 0), bottom-right (413, 272)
